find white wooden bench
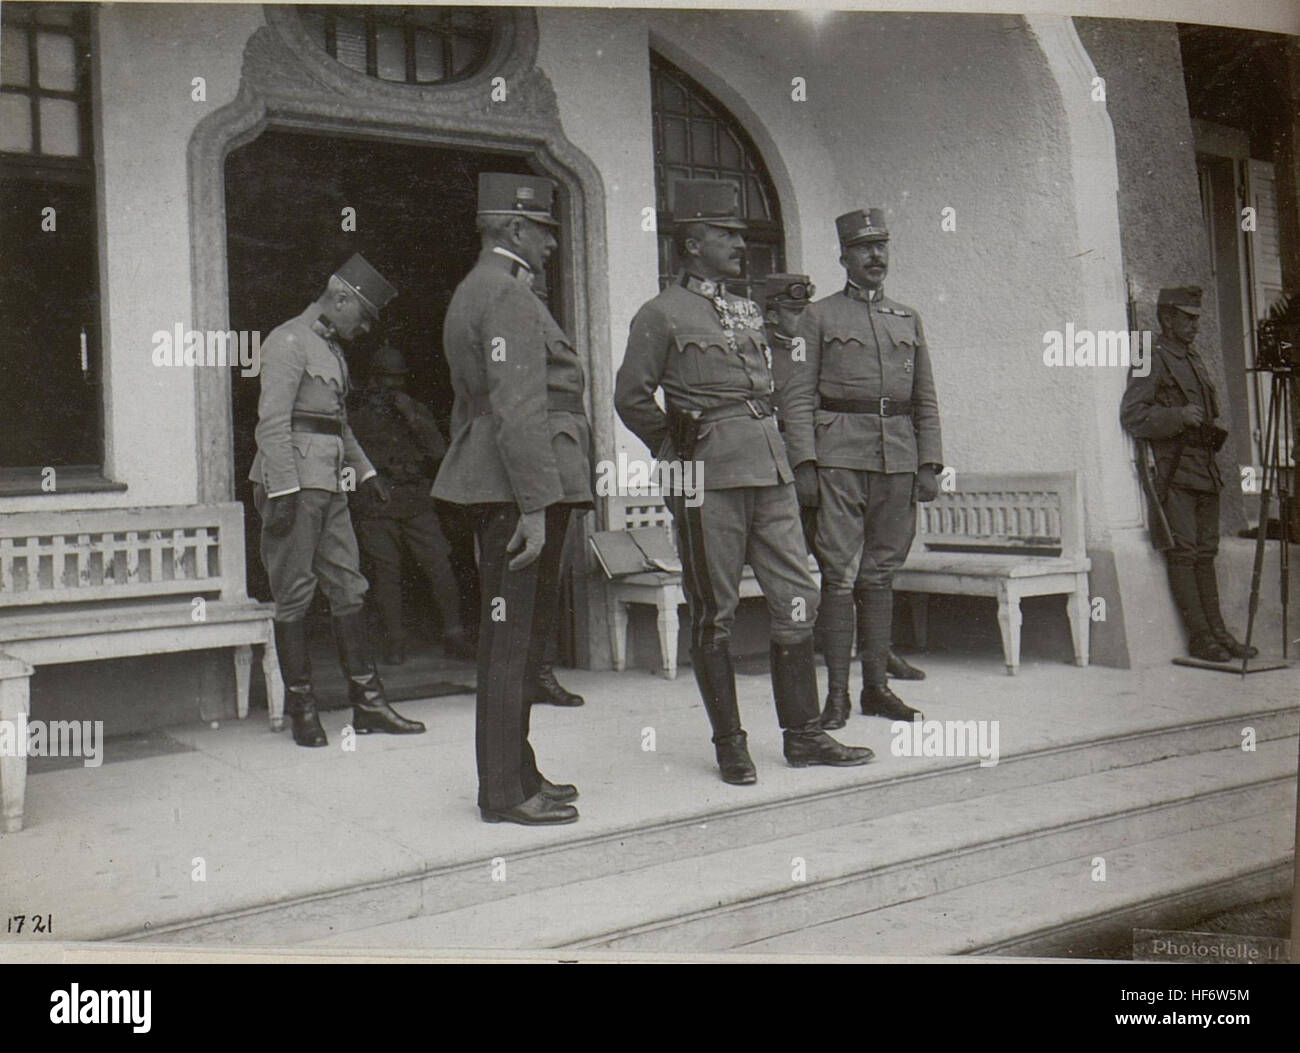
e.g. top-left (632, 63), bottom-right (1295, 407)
top-left (597, 471), bottom-right (1091, 680)
top-left (894, 471), bottom-right (1091, 675)
top-left (598, 494), bottom-right (820, 679)
top-left (0, 503), bottom-right (284, 832)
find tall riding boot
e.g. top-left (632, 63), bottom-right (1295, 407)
top-left (333, 610), bottom-right (426, 734)
top-left (774, 638), bottom-right (875, 767)
top-left (274, 619), bottom-right (327, 748)
top-left (1167, 562), bottom-right (1230, 661)
top-left (818, 590), bottom-right (855, 730)
top-left (692, 643), bottom-right (756, 784)
top-left (857, 587), bottom-right (924, 720)
top-left (369, 572), bottom-right (407, 666)
top-left (1195, 559), bottom-right (1258, 658)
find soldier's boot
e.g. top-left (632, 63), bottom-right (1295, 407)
top-left (273, 619), bottom-right (328, 748)
top-left (528, 663), bottom-right (585, 707)
top-left (1167, 563), bottom-right (1231, 662)
top-left (692, 643), bottom-right (756, 785)
top-left (818, 590), bottom-right (855, 730)
top-left (857, 587), bottom-right (925, 720)
top-left (775, 638), bottom-right (875, 768)
top-left (1195, 559), bottom-right (1258, 659)
top-left (887, 649), bottom-right (927, 680)
top-left (333, 611), bottom-right (426, 735)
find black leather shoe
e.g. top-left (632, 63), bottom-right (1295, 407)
top-left (481, 792), bottom-right (579, 825)
top-left (784, 725), bottom-right (875, 767)
top-left (887, 650), bottom-right (927, 680)
top-left (539, 778), bottom-right (579, 802)
top-left (715, 731), bottom-right (758, 785)
top-left (1188, 632), bottom-right (1232, 662)
top-left (861, 684), bottom-right (924, 721)
top-left (1214, 632), bottom-right (1258, 659)
top-left (528, 663), bottom-right (585, 707)
top-left (819, 691), bottom-right (851, 730)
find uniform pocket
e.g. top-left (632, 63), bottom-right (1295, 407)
top-left (672, 331), bottom-right (734, 388)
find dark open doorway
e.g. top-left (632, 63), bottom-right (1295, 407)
top-left (223, 129), bottom-right (554, 695)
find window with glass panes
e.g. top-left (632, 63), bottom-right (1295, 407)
top-left (650, 51), bottom-right (784, 298)
top-left (1, 2), bottom-right (104, 473)
top-left (298, 5), bottom-right (497, 85)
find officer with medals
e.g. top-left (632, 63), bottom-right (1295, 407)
top-left (782, 209), bottom-right (943, 731)
top-left (766, 273), bottom-right (928, 683)
top-left (616, 179), bottom-right (874, 785)
top-left (347, 344), bottom-right (474, 664)
top-left (1120, 285), bottom-right (1256, 662)
top-left (433, 173), bottom-right (593, 826)
top-left (249, 254), bottom-right (427, 748)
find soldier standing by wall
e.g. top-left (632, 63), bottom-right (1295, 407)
top-left (616, 179), bottom-right (874, 786)
top-left (1120, 285), bottom-right (1257, 662)
top-left (348, 344), bottom-right (474, 665)
top-left (249, 254), bottom-right (426, 748)
top-left (433, 173), bottom-right (592, 826)
top-left (782, 210), bottom-right (943, 731)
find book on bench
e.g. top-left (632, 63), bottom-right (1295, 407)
top-left (589, 528), bottom-right (681, 579)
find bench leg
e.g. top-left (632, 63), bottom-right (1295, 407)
top-left (1067, 576), bottom-right (1091, 668)
top-left (910, 593), bottom-right (929, 651)
top-left (657, 591), bottom-right (680, 680)
top-left (609, 596), bottom-right (629, 673)
top-left (996, 582), bottom-right (1023, 676)
top-left (0, 657), bottom-right (33, 834)
top-left (262, 627), bottom-right (286, 733)
top-left (233, 645), bottom-right (252, 720)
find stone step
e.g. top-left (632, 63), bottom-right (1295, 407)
top-left (142, 704), bottom-right (1295, 946)
top-left (305, 737), bottom-right (1295, 952)
top-left (738, 812), bottom-right (1294, 958)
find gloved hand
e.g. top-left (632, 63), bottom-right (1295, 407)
top-left (913, 464), bottom-right (940, 503)
top-left (362, 474), bottom-right (392, 503)
top-left (264, 492), bottom-right (298, 537)
top-left (794, 462), bottom-right (819, 508)
top-left (1180, 403), bottom-right (1205, 428)
top-left (507, 509), bottom-right (546, 571)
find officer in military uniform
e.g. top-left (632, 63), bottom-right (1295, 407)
top-left (433, 173), bottom-right (593, 826)
top-left (250, 254), bottom-right (426, 747)
top-left (1120, 285), bottom-right (1256, 662)
top-left (766, 274), bottom-right (927, 683)
top-left (782, 209), bottom-right (943, 731)
top-left (616, 179), bottom-right (874, 785)
top-left (348, 344), bottom-right (474, 665)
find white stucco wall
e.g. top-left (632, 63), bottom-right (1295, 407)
top-left (0, 3), bottom-right (263, 513)
top-left (542, 9), bottom-right (1135, 550)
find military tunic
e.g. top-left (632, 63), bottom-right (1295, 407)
top-left (432, 247), bottom-right (593, 813)
top-left (781, 283), bottom-right (943, 592)
top-left (615, 273), bottom-right (819, 651)
top-left (1120, 332), bottom-right (1224, 565)
top-left (248, 305), bottom-right (376, 622)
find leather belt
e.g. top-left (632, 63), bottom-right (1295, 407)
top-left (291, 414), bottom-right (343, 437)
top-left (468, 391), bottom-right (586, 417)
top-left (687, 397), bottom-right (774, 423)
top-left (819, 396), bottom-right (912, 417)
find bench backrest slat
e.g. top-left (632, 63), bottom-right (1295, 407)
top-left (0, 503), bottom-right (245, 609)
top-left (916, 471), bottom-right (1084, 558)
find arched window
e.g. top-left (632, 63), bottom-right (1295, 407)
top-left (298, 5), bottom-right (498, 86)
top-left (650, 51), bottom-right (784, 298)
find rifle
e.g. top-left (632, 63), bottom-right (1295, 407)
top-left (1126, 277), bottom-right (1176, 551)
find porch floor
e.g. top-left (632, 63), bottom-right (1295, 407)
top-left (1, 649), bottom-right (1295, 957)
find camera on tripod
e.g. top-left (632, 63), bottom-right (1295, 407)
top-left (1256, 292), bottom-right (1299, 371)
